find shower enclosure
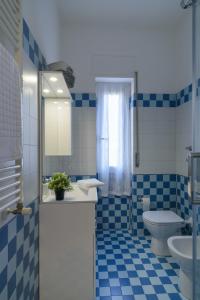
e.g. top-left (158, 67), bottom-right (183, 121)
top-left (191, 0), bottom-right (200, 299)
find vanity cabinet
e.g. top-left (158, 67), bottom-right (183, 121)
top-left (39, 198), bottom-right (96, 300)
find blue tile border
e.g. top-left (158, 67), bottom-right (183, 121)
top-left (133, 93), bottom-right (176, 108)
top-left (176, 84), bottom-right (192, 107)
top-left (71, 90), bottom-right (187, 108)
top-left (71, 93), bottom-right (97, 107)
top-left (23, 19), bottom-right (46, 70)
top-left (72, 80), bottom-right (200, 108)
top-left (71, 93), bottom-right (177, 108)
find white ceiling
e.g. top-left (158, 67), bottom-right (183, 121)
top-left (57, 0), bottom-right (187, 28)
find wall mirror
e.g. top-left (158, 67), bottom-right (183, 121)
top-left (39, 71), bottom-right (72, 200)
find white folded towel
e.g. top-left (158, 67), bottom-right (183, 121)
top-left (77, 179), bottom-right (104, 191)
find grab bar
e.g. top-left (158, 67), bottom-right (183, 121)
top-left (134, 71), bottom-right (140, 167)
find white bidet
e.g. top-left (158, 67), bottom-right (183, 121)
top-left (168, 236), bottom-right (200, 300)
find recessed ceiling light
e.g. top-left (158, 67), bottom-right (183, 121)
top-left (57, 89), bottom-right (63, 94)
top-left (49, 77), bottom-right (58, 82)
top-left (58, 106), bottom-right (62, 110)
top-left (43, 89), bottom-right (50, 93)
top-left (53, 101), bottom-right (58, 104)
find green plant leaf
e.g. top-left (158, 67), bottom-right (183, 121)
top-left (48, 172), bottom-right (73, 192)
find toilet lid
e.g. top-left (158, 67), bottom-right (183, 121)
top-left (143, 210), bottom-right (184, 225)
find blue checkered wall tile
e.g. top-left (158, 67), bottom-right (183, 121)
top-left (23, 19), bottom-right (46, 70)
top-left (44, 171), bottom-right (199, 236)
top-left (131, 174), bottom-right (177, 236)
top-left (71, 93), bottom-right (96, 107)
top-left (135, 93), bottom-right (177, 108)
top-left (72, 93), bottom-right (178, 108)
top-left (96, 174), bottom-right (178, 234)
top-left (176, 84), bottom-right (192, 107)
top-left (96, 196), bottom-right (130, 231)
top-left (0, 199), bottom-right (39, 300)
top-left (176, 175), bottom-right (191, 219)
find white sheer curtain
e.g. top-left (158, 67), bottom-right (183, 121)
top-left (96, 81), bottom-right (131, 197)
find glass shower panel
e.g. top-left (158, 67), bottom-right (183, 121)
top-left (192, 1), bottom-right (200, 299)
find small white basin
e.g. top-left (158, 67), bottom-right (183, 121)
top-left (168, 236), bottom-right (200, 300)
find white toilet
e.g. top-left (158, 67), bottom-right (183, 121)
top-left (143, 210), bottom-right (185, 256)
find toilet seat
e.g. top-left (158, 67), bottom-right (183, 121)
top-left (143, 210), bottom-right (184, 226)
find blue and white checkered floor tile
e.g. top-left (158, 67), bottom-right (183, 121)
top-left (96, 231), bottom-right (186, 300)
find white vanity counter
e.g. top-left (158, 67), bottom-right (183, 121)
top-left (39, 184), bottom-right (97, 300)
top-left (42, 182), bottom-right (98, 203)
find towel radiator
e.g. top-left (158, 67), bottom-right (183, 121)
top-left (0, 159), bottom-right (22, 212)
top-left (0, 0), bottom-right (32, 219)
top-left (0, 159), bottom-right (31, 218)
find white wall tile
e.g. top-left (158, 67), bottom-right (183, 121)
top-left (135, 107), bottom-right (176, 174)
top-left (136, 160), bottom-right (176, 175)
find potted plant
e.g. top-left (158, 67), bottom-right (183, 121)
top-left (48, 172), bottom-right (73, 201)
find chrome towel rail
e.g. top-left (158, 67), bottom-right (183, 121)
top-left (0, 165), bottom-right (21, 173)
top-left (0, 189), bottom-right (21, 204)
top-left (0, 173), bottom-right (21, 183)
top-left (0, 160), bottom-right (32, 217)
top-left (0, 159), bottom-right (22, 217)
top-left (0, 181), bottom-right (20, 193)
top-left (0, 197), bottom-right (20, 214)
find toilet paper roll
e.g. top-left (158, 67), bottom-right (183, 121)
top-left (142, 197), bottom-right (150, 212)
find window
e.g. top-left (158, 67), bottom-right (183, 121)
top-left (107, 94), bottom-right (120, 167)
top-left (96, 80), bottom-right (132, 196)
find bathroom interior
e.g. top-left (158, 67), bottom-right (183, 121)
top-left (0, 0), bottom-right (200, 299)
